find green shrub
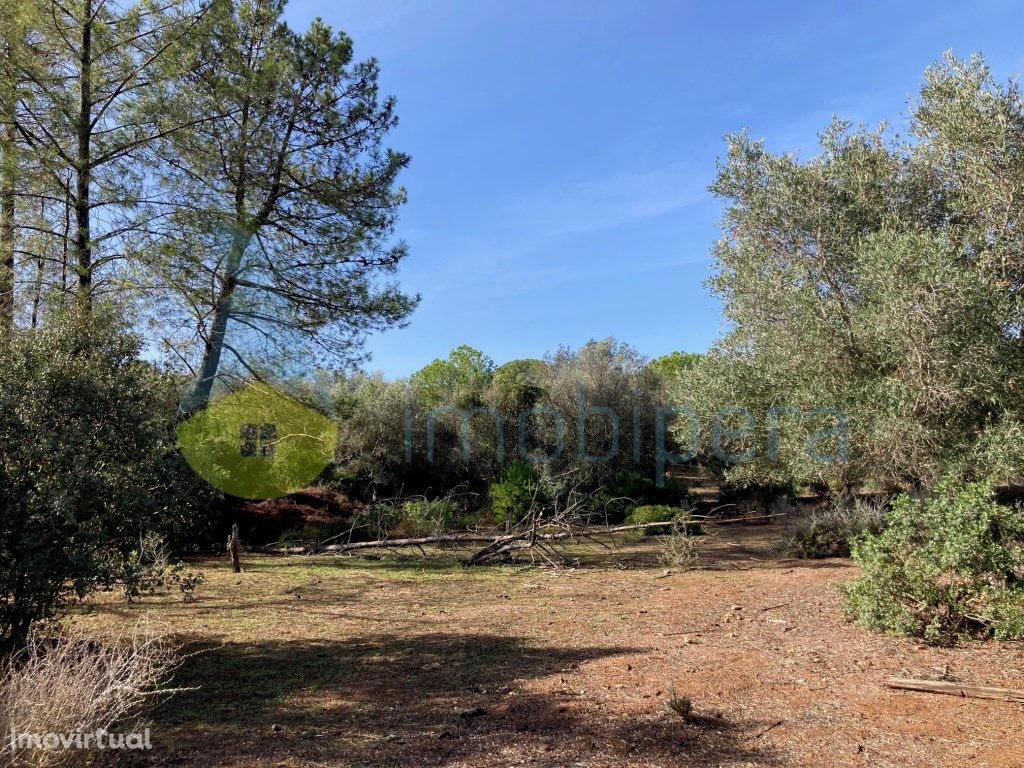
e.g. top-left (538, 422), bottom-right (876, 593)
top-left (398, 499), bottom-right (460, 537)
top-left (316, 465), bottom-right (371, 501)
top-left (352, 503), bottom-right (402, 540)
top-left (0, 309), bottom-right (181, 650)
top-left (105, 533), bottom-right (205, 604)
top-left (589, 471), bottom-right (691, 524)
top-left (625, 505), bottom-right (701, 536)
top-left (489, 461), bottom-right (541, 525)
top-left (275, 520), bottom-right (356, 547)
top-left (350, 498), bottom-right (465, 540)
top-left (783, 496), bottom-right (888, 558)
top-left (842, 480), bottom-right (1024, 643)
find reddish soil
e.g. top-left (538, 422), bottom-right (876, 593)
top-left (81, 524), bottom-right (1024, 767)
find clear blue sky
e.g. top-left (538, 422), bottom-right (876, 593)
top-left (284, 0), bottom-right (1024, 378)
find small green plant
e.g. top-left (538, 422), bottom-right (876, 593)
top-left (353, 503), bottom-right (402, 540)
top-left (170, 562), bottom-right (205, 603)
top-left (489, 461), bottom-right (541, 525)
top-left (398, 498), bottom-right (460, 537)
top-left (842, 480), bottom-right (1024, 643)
top-left (665, 687), bottom-right (693, 720)
top-left (117, 533), bottom-right (205, 604)
top-left (625, 505), bottom-right (701, 536)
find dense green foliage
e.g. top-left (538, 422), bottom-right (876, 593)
top-left (329, 338), bottom-right (680, 500)
top-left (843, 481), bottom-right (1024, 643)
top-left (646, 352), bottom-right (701, 382)
top-left (410, 346), bottom-right (495, 408)
top-left (396, 499), bottom-right (461, 537)
top-left (677, 53), bottom-right (1024, 492)
top-left (488, 461), bottom-right (542, 525)
top-left (0, 311), bottom-right (186, 649)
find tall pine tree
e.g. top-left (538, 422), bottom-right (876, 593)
top-left (143, 0), bottom-right (417, 413)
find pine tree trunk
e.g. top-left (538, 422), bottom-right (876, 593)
top-left (74, 0), bottom-right (93, 307)
top-left (181, 228), bottom-right (251, 416)
top-left (0, 121), bottom-right (15, 338)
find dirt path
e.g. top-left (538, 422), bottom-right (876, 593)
top-left (79, 525), bottom-right (1024, 767)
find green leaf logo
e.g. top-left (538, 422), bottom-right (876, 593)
top-left (177, 383), bottom-right (337, 499)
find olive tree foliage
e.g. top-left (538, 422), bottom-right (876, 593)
top-left (536, 339), bottom-right (664, 486)
top-left (487, 358), bottom-right (547, 414)
top-left (675, 53), bottom-right (1024, 492)
top-left (329, 339), bottom-right (671, 499)
top-left (0, 309), bottom-right (185, 650)
top-left (331, 348), bottom-right (502, 495)
top-left (138, 0), bottom-right (416, 413)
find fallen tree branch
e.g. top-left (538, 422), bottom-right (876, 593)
top-left (886, 678), bottom-right (1024, 703)
top-left (264, 515), bottom-right (761, 562)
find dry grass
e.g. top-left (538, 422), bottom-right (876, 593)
top-left (67, 526), bottom-right (1024, 767)
top-left (0, 621), bottom-right (178, 768)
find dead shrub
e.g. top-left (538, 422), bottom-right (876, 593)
top-left (658, 522), bottom-right (704, 569)
top-left (0, 621), bottom-right (179, 767)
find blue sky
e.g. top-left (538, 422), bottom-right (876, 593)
top-left (284, 0), bottom-right (1024, 378)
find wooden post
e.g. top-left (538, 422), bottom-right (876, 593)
top-left (505, 506), bottom-right (512, 533)
top-left (230, 523), bottom-right (241, 573)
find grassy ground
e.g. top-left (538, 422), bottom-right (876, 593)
top-left (75, 526), bottom-right (1024, 768)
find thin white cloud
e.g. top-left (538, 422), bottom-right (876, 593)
top-left (501, 162), bottom-right (709, 239)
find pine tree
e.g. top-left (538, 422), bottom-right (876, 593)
top-left (0, 0), bottom-right (35, 336)
top-left (15, 0), bottom-right (210, 307)
top-left (143, 0), bottom-right (417, 413)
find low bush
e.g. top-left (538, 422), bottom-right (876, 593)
top-left (315, 466), bottom-right (372, 502)
top-left (588, 471), bottom-right (691, 524)
top-left (111, 533), bottom-right (205, 603)
top-left (0, 621), bottom-right (178, 767)
top-left (658, 522), bottom-right (703, 569)
top-left (782, 496), bottom-right (888, 558)
top-left (842, 480), bottom-right (1024, 643)
top-left (351, 503), bottom-right (402, 540)
top-left (398, 499), bottom-right (461, 537)
top-left (348, 497), bottom-right (468, 541)
top-left (275, 520), bottom-right (356, 547)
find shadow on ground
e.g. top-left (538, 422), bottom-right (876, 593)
top-left (151, 633), bottom-right (781, 767)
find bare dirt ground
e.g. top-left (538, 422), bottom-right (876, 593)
top-left (78, 525), bottom-right (1024, 768)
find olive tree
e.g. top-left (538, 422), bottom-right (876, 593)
top-left (677, 53), bottom-right (1024, 492)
